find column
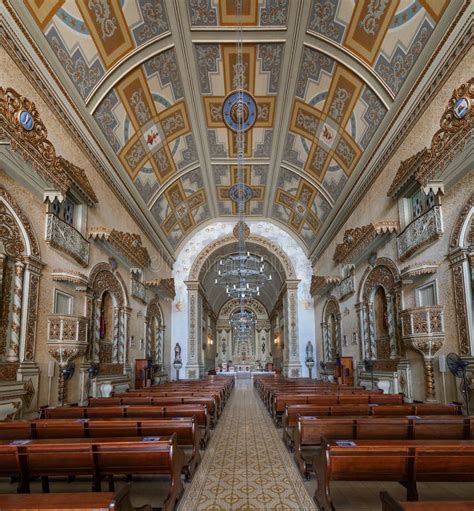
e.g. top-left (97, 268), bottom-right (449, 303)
top-left (366, 303), bottom-right (376, 359)
top-left (284, 280), bottom-right (301, 377)
top-left (0, 254), bottom-right (7, 358)
top-left (7, 260), bottom-right (25, 362)
top-left (355, 303), bottom-right (367, 360)
top-left (112, 307), bottom-right (120, 363)
top-left (93, 299), bottom-right (101, 363)
top-left (386, 294), bottom-right (398, 358)
top-left (185, 281), bottom-right (201, 379)
top-left (145, 318), bottom-right (151, 359)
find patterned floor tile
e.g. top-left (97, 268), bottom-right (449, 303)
top-left (177, 379), bottom-right (317, 511)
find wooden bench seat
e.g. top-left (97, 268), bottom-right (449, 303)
top-left (380, 491), bottom-right (474, 511)
top-left (0, 435), bottom-right (184, 511)
top-left (273, 393), bottom-right (403, 422)
top-left (88, 396), bottom-right (219, 425)
top-left (0, 417), bottom-right (201, 480)
top-left (0, 485), bottom-right (149, 510)
top-left (313, 439), bottom-right (474, 511)
top-left (40, 405), bottom-right (211, 448)
top-left (294, 415), bottom-right (474, 478)
top-left (282, 402), bottom-right (463, 448)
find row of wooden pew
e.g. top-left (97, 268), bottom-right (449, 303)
top-left (254, 375), bottom-right (474, 511)
top-left (0, 376), bottom-right (234, 510)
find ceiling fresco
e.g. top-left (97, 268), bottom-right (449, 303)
top-left (18, 0), bottom-right (455, 257)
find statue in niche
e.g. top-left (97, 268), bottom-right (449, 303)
top-left (174, 342), bottom-right (182, 362)
top-left (306, 340), bottom-right (314, 362)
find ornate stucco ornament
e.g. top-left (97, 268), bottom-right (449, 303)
top-left (309, 275), bottom-right (341, 297)
top-left (146, 278), bottom-right (176, 300)
top-left (333, 222), bottom-right (399, 264)
top-left (0, 87), bottom-right (98, 205)
top-left (89, 227), bottom-right (151, 268)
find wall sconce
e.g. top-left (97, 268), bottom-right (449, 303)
top-left (208, 336), bottom-right (214, 346)
top-left (274, 336), bottom-right (280, 345)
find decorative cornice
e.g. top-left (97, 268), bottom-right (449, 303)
top-left (387, 148), bottom-right (428, 199)
top-left (0, 87), bottom-right (97, 205)
top-left (51, 269), bottom-right (89, 288)
top-left (333, 222), bottom-right (399, 264)
top-left (416, 78), bottom-right (473, 187)
top-left (146, 278), bottom-right (176, 300)
top-left (400, 263), bottom-right (438, 280)
top-left (310, 275), bottom-right (340, 297)
top-left (89, 228), bottom-right (151, 268)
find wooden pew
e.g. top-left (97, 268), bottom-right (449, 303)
top-left (0, 417), bottom-right (201, 481)
top-left (0, 485), bottom-right (150, 510)
top-left (282, 402), bottom-right (463, 449)
top-left (0, 436), bottom-right (184, 511)
top-left (380, 491), bottom-right (474, 511)
top-left (88, 396), bottom-right (219, 426)
top-left (294, 415), bottom-right (474, 478)
top-left (313, 439), bottom-right (474, 511)
top-left (40, 404), bottom-right (211, 448)
top-left (272, 393), bottom-right (403, 423)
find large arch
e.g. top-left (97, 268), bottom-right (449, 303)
top-left (171, 221), bottom-right (315, 379)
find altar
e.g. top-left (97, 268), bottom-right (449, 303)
top-left (236, 364), bottom-right (254, 372)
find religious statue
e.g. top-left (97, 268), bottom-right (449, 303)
top-left (305, 340), bottom-right (314, 362)
top-left (174, 342), bottom-right (182, 362)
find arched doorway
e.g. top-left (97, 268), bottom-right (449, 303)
top-left (171, 222), bottom-right (314, 379)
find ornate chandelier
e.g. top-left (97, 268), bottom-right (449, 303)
top-left (214, 4), bottom-right (270, 305)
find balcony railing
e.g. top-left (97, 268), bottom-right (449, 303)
top-left (397, 206), bottom-right (443, 260)
top-left (47, 315), bottom-right (88, 343)
top-left (45, 213), bottom-right (90, 267)
top-left (401, 306), bottom-right (445, 340)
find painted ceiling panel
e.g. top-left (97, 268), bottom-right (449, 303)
top-left (195, 42), bottom-right (283, 159)
top-left (187, 0), bottom-right (289, 28)
top-left (17, 0), bottom-right (457, 258)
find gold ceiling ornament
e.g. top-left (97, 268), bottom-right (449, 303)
top-left (333, 222), bottom-right (399, 264)
top-left (416, 78), bottom-right (474, 187)
top-left (89, 227), bottom-right (151, 268)
top-left (310, 275), bottom-right (341, 297)
top-left (0, 87), bottom-right (97, 205)
top-left (232, 221), bottom-right (250, 240)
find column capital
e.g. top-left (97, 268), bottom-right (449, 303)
top-left (285, 279), bottom-right (301, 290)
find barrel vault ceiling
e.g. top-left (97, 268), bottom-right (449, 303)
top-left (11, 0), bottom-right (462, 260)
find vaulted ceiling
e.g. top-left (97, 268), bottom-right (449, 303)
top-left (14, 0), bottom-right (461, 260)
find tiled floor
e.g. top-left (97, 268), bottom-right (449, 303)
top-left (178, 378), bottom-right (317, 511)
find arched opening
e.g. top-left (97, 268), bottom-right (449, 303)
top-left (374, 286), bottom-right (389, 359)
top-left (99, 291), bottom-right (114, 363)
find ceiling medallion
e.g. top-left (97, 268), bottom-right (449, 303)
top-left (229, 184), bottom-right (253, 203)
top-left (222, 90), bottom-right (257, 132)
top-left (233, 221), bottom-right (250, 239)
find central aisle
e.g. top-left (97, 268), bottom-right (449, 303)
top-left (178, 378), bottom-right (317, 511)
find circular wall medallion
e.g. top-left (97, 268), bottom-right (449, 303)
top-left (229, 184), bottom-right (253, 203)
top-left (18, 110), bottom-right (34, 131)
top-left (453, 97), bottom-right (470, 119)
top-left (222, 91), bottom-right (257, 132)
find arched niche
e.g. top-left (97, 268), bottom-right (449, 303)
top-left (0, 186), bottom-right (41, 367)
top-left (88, 262), bottom-right (129, 366)
top-left (145, 297), bottom-right (165, 370)
top-left (357, 257), bottom-right (401, 361)
top-left (0, 186), bottom-right (42, 417)
top-left (217, 298), bottom-right (270, 367)
top-left (449, 194), bottom-right (474, 355)
top-left (321, 297), bottom-right (341, 362)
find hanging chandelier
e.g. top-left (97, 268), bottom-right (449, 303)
top-left (214, 3), bottom-right (270, 304)
top-left (230, 309), bottom-right (256, 332)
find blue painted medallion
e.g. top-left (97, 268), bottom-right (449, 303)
top-left (19, 110), bottom-right (34, 131)
top-left (229, 184), bottom-right (253, 203)
top-left (222, 91), bottom-right (257, 132)
top-left (453, 97), bottom-right (470, 119)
